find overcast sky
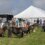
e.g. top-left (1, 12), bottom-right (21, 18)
top-left (0, 0), bottom-right (45, 15)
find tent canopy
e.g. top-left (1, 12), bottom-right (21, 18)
top-left (14, 5), bottom-right (45, 18)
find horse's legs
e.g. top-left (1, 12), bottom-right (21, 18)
top-left (0, 34), bottom-right (2, 37)
top-left (8, 27), bottom-right (12, 37)
top-left (20, 31), bottom-right (23, 37)
top-left (19, 29), bottom-right (23, 37)
top-left (2, 32), bottom-right (5, 37)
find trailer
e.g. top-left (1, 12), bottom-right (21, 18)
top-left (0, 14), bottom-right (13, 37)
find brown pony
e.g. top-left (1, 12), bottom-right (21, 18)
top-left (0, 26), bottom-right (7, 37)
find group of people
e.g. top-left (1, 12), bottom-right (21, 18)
top-left (35, 18), bottom-right (45, 32)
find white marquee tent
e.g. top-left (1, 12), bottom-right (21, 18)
top-left (14, 5), bottom-right (45, 19)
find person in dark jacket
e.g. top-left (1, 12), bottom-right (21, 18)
top-left (42, 20), bottom-right (45, 32)
top-left (37, 18), bottom-right (39, 24)
top-left (39, 19), bottom-right (42, 26)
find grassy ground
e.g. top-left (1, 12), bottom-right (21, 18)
top-left (0, 27), bottom-right (45, 45)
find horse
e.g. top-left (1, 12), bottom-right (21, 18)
top-left (20, 22), bottom-right (30, 35)
top-left (8, 20), bottom-right (23, 37)
top-left (22, 23), bottom-right (38, 34)
top-left (0, 25), bottom-right (7, 37)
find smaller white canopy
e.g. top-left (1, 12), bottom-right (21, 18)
top-left (14, 5), bottom-right (45, 18)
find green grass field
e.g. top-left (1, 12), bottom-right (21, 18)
top-left (0, 27), bottom-right (45, 45)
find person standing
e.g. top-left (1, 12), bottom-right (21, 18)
top-left (37, 18), bottom-right (39, 24)
top-left (42, 20), bottom-right (45, 32)
top-left (39, 19), bottom-right (42, 26)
